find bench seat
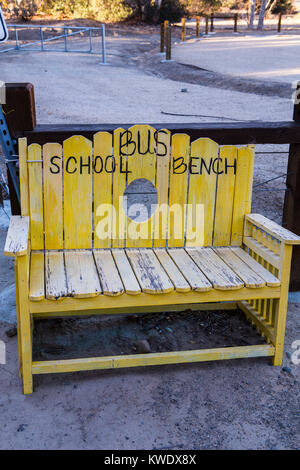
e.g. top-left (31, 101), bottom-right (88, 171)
top-left (29, 247), bottom-right (280, 301)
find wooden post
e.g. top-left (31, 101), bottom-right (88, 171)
top-left (3, 83), bottom-right (36, 215)
top-left (234, 13), bottom-right (238, 32)
top-left (278, 13), bottom-right (282, 33)
top-left (166, 25), bottom-right (171, 60)
top-left (272, 243), bottom-right (293, 365)
top-left (282, 81), bottom-right (300, 290)
top-left (181, 17), bottom-right (186, 42)
top-left (196, 16), bottom-right (200, 38)
top-left (16, 254), bottom-right (33, 394)
top-left (205, 15), bottom-right (209, 34)
top-left (210, 13), bottom-right (214, 32)
top-left (164, 20), bottom-right (169, 38)
top-left (160, 23), bottom-right (164, 52)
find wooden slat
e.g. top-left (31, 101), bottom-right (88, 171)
top-left (231, 145), bottom-right (255, 245)
top-left (30, 285), bottom-right (281, 315)
top-left (32, 345), bottom-right (275, 374)
top-left (238, 301), bottom-right (275, 343)
top-left (63, 136), bottom-right (93, 249)
top-left (154, 129), bottom-right (171, 247)
top-left (154, 248), bottom-right (191, 292)
top-left (126, 125), bottom-right (157, 248)
top-left (29, 252), bottom-right (45, 301)
top-left (186, 138), bottom-right (218, 247)
top-left (126, 249), bottom-right (174, 294)
top-left (186, 247), bottom-right (243, 290)
top-left (168, 133), bottom-right (190, 247)
top-left (214, 247), bottom-right (266, 288)
top-left (213, 145), bottom-right (237, 246)
top-left (168, 248), bottom-right (212, 291)
top-left (28, 143), bottom-right (44, 250)
top-left (4, 216), bottom-right (29, 256)
top-left (23, 121), bottom-right (300, 147)
top-left (18, 137), bottom-right (29, 216)
top-left (64, 250), bottom-right (101, 298)
top-left (93, 249), bottom-right (124, 296)
top-left (94, 132), bottom-right (113, 248)
top-left (243, 236), bottom-right (280, 269)
top-left (246, 213), bottom-right (300, 245)
top-left (33, 302), bottom-right (238, 318)
top-left (111, 249), bottom-right (141, 295)
top-left (45, 251), bottom-right (68, 300)
top-left (43, 143), bottom-right (63, 249)
top-left (112, 128), bottom-right (127, 248)
top-left (230, 247), bottom-right (280, 287)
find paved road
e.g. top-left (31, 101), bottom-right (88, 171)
top-left (173, 33), bottom-right (300, 85)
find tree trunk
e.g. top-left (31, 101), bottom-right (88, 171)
top-left (258, 0), bottom-right (268, 29)
top-left (248, 0), bottom-right (256, 29)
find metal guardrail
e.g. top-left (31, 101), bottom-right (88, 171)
top-left (0, 24), bottom-right (107, 64)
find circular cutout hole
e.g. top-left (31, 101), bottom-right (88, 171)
top-left (123, 178), bottom-right (158, 223)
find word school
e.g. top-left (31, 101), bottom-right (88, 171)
top-left (49, 155), bottom-right (237, 176)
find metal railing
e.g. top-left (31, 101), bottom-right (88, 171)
top-left (0, 24), bottom-right (107, 64)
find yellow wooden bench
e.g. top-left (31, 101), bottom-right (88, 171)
top-left (4, 125), bottom-right (300, 394)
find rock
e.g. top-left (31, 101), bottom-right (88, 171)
top-left (282, 366), bottom-right (292, 373)
top-left (17, 424), bottom-right (27, 432)
top-left (286, 351), bottom-right (292, 359)
top-left (5, 326), bottom-right (17, 338)
top-left (181, 88), bottom-right (188, 92)
top-left (136, 339), bottom-right (151, 354)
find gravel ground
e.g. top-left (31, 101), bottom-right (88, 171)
top-left (0, 23), bottom-right (299, 450)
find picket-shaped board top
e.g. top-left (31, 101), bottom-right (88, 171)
top-left (19, 125), bottom-right (255, 250)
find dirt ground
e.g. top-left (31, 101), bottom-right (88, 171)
top-left (0, 21), bottom-right (299, 450)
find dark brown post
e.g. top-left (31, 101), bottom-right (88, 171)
top-left (278, 13), bottom-right (282, 33)
top-left (2, 83), bottom-right (36, 215)
top-left (160, 23), bottom-right (165, 52)
top-left (205, 15), bottom-right (209, 34)
top-left (234, 13), bottom-right (238, 32)
top-left (283, 81), bottom-right (300, 289)
top-left (3, 83), bottom-right (36, 137)
top-left (166, 25), bottom-right (172, 60)
top-left (196, 16), bottom-right (200, 38)
top-left (210, 13), bottom-right (214, 32)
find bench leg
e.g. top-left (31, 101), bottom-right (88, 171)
top-left (14, 261), bottom-right (23, 378)
top-left (16, 255), bottom-right (33, 394)
top-left (272, 244), bottom-right (292, 366)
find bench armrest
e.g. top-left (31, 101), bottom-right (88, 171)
top-left (245, 214), bottom-right (300, 245)
top-left (4, 216), bottom-right (30, 257)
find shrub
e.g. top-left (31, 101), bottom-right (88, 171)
top-left (5, 0), bottom-right (39, 20)
top-left (159, 0), bottom-right (186, 22)
top-left (271, 0), bottom-right (295, 14)
top-left (42, 0), bottom-right (133, 22)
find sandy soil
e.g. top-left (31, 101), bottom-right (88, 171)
top-left (0, 23), bottom-right (299, 450)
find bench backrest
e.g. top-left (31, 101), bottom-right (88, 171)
top-left (19, 125), bottom-right (254, 250)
